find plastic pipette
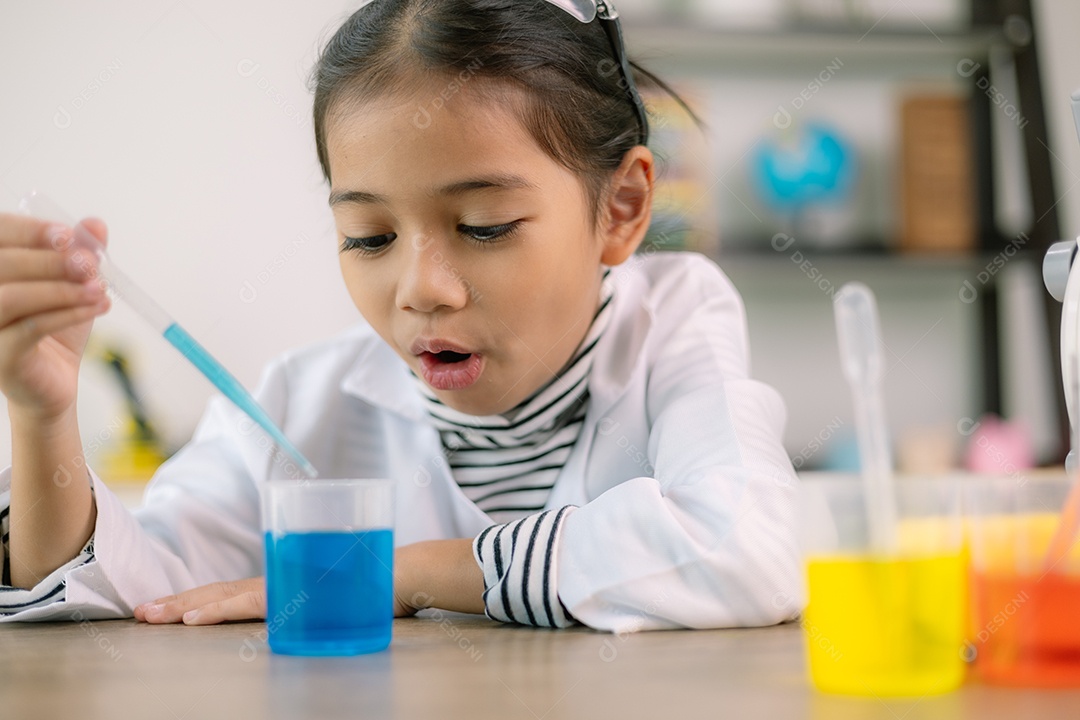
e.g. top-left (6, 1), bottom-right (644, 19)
top-left (834, 282), bottom-right (898, 553)
top-left (19, 191), bottom-right (318, 480)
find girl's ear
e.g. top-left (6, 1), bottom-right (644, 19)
top-left (599, 146), bottom-right (655, 266)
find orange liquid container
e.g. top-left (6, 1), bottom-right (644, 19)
top-left (969, 571), bottom-right (1080, 687)
top-left (965, 507), bottom-right (1080, 688)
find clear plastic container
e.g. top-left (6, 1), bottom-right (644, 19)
top-left (800, 476), bottom-right (966, 696)
top-left (262, 478), bottom-right (396, 656)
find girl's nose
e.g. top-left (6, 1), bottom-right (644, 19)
top-left (396, 234), bottom-right (470, 313)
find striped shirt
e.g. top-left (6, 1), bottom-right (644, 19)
top-left (473, 506), bottom-right (578, 627)
top-left (414, 270), bottom-right (613, 524)
top-left (415, 270), bottom-right (614, 628)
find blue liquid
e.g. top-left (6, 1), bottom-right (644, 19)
top-left (163, 323), bottom-right (318, 478)
top-left (264, 529), bottom-right (394, 656)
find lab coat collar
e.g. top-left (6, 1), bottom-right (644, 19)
top-left (339, 332), bottom-right (428, 422)
top-left (338, 269), bottom-right (653, 423)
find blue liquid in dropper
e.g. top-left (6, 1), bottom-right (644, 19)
top-left (163, 323), bottom-right (318, 478)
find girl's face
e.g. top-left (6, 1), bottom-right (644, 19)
top-left (326, 79), bottom-right (641, 416)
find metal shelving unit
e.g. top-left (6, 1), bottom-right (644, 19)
top-left (624, 0), bottom-right (1066, 459)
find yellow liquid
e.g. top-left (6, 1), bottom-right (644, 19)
top-left (805, 552), bottom-right (966, 696)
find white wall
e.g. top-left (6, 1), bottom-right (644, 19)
top-left (0, 1), bottom-right (363, 467)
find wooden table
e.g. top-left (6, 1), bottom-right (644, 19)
top-left (2, 613), bottom-right (1077, 719)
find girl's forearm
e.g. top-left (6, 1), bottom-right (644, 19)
top-left (398, 539), bottom-right (485, 615)
top-left (8, 405), bottom-right (97, 589)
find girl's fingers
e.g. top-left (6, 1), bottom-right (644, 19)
top-left (181, 591), bottom-right (267, 626)
top-left (75, 217), bottom-right (108, 250)
top-left (0, 247), bottom-right (98, 283)
top-left (0, 280), bottom-right (106, 329)
top-left (0, 213), bottom-right (108, 252)
top-left (0, 214), bottom-right (66, 249)
top-left (135, 578), bottom-right (265, 624)
top-left (0, 300), bottom-right (110, 357)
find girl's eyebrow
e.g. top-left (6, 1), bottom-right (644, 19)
top-left (328, 188), bottom-right (383, 206)
top-left (438, 173), bottom-right (536, 196)
top-left (329, 173), bottom-right (536, 207)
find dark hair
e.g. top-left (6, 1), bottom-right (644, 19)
top-left (309, 0), bottom-right (699, 224)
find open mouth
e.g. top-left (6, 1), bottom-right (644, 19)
top-left (433, 350), bottom-right (471, 364)
top-left (418, 349), bottom-right (485, 391)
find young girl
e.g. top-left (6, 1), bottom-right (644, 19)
top-left (0, 0), bottom-right (800, 632)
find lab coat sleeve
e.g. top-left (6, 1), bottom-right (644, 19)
top-left (0, 358), bottom-right (289, 622)
top-left (555, 267), bottom-right (802, 633)
top-left (0, 486), bottom-right (97, 613)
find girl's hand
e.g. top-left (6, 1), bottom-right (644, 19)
top-left (134, 578), bottom-right (266, 625)
top-left (133, 542), bottom-right (483, 626)
top-left (0, 214), bottom-right (110, 421)
top-left (135, 576), bottom-right (422, 625)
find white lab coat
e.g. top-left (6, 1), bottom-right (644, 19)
top-left (0, 252), bottom-right (801, 632)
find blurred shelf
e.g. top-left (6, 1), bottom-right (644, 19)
top-left (712, 249), bottom-right (993, 299)
top-left (624, 2), bottom-right (1060, 429)
top-left (623, 22), bottom-right (1006, 74)
top-left (717, 250), bottom-right (979, 270)
top-left (706, 245), bottom-right (1038, 273)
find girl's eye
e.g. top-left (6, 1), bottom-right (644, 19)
top-left (459, 221), bottom-right (521, 243)
top-left (340, 233), bottom-right (396, 254)
top-left (339, 222), bottom-right (521, 254)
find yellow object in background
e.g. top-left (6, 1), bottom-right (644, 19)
top-left (100, 417), bottom-right (169, 483)
top-left (805, 550), bottom-right (967, 696)
top-left (94, 344), bottom-right (172, 484)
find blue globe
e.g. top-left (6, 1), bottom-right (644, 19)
top-left (751, 123), bottom-right (855, 211)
